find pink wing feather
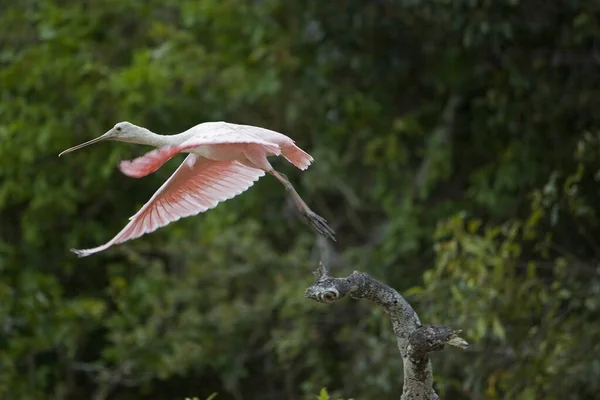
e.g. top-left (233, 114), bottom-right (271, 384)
top-left (119, 145), bottom-right (182, 178)
top-left (72, 155), bottom-right (265, 257)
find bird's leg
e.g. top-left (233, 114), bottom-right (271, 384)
top-left (268, 169), bottom-right (336, 241)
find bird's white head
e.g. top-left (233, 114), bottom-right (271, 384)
top-left (59, 121), bottom-right (147, 157)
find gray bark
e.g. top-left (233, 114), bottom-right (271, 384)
top-left (305, 262), bottom-right (468, 400)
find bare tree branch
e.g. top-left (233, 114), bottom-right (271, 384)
top-left (305, 262), bottom-right (468, 400)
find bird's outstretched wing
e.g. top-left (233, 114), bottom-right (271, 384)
top-left (119, 123), bottom-right (282, 179)
top-left (72, 155), bottom-right (265, 257)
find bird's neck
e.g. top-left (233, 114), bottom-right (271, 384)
top-left (134, 128), bottom-right (184, 147)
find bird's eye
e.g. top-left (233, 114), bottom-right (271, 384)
top-left (116, 127), bottom-right (122, 132)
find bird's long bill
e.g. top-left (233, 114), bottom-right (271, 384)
top-left (58, 131), bottom-right (112, 157)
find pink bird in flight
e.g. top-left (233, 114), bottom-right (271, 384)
top-left (59, 121), bottom-right (335, 257)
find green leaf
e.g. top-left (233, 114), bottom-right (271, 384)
top-left (491, 316), bottom-right (506, 341)
top-left (317, 388), bottom-right (330, 400)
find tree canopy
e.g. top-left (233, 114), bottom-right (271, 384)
top-left (1, 0), bottom-right (599, 399)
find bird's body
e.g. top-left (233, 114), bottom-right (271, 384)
top-left (59, 121), bottom-right (335, 257)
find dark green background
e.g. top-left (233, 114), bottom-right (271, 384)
top-left (1, 0), bottom-right (599, 399)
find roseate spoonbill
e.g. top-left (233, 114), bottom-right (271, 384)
top-left (59, 121), bottom-right (335, 257)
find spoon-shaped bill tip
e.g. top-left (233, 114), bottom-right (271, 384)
top-left (58, 132), bottom-right (112, 157)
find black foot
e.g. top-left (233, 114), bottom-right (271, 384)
top-left (303, 210), bottom-right (336, 241)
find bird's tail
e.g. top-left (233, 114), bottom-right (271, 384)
top-left (282, 144), bottom-right (313, 170)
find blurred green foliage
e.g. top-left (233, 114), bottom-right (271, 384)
top-left (1, 0), bottom-right (599, 399)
